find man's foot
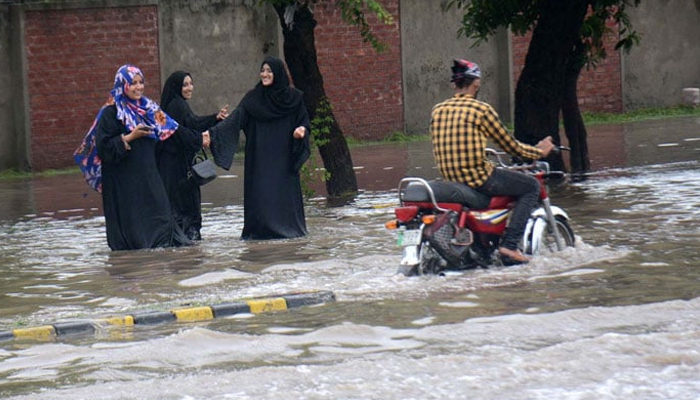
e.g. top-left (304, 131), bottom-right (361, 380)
top-left (498, 247), bottom-right (530, 265)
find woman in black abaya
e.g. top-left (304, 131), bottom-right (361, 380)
top-left (207, 56), bottom-right (310, 240)
top-left (158, 71), bottom-right (227, 240)
top-left (82, 64), bottom-right (192, 251)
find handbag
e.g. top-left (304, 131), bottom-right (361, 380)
top-left (188, 150), bottom-right (217, 186)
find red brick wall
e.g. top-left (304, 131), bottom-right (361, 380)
top-left (25, 6), bottom-right (161, 170)
top-left (313, 0), bottom-right (403, 141)
top-left (512, 24), bottom-right (622, 113)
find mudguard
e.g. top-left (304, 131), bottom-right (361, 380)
top-left (523, 206), bottom-right (570, 255)
top-left (400, 245), bottom-right (421, 266)
top-left (398, 245), bottom-right (422, 276)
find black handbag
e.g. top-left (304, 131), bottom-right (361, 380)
top-left (188, 150), bottom-right (217, 186)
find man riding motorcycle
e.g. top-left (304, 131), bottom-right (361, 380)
top-left (429, 59), bottom-right (554, 264)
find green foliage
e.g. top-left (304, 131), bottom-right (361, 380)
top-left (310, 97), bottom-right (334, 148)
top-left (260, 0), bottom-right (393, 52)
top-left (442, 0), bottom-right (642, 67)
top-left (300, 97), bottom-right (335, 198)
top-left (583, 1), bottom-right (641, 68)
top-left (337, 0), bottom-right (394, 52)
top-left (442, 0), bottom-right (539, 42)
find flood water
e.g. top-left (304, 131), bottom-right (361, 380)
top-left (1, 117), bottom-right (700, 399)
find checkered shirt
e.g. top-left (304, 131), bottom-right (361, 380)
top-left (430, 93), bottom-right (542, 188)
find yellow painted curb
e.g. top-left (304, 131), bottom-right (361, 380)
top-left (247, 297), bottom-right (287, 313)
top-left (13, 325), bottom-right (56, 340)
top-left (172, 306), bottom-right (215, 322)
top-left (100, 315), bottom-right (135, 326)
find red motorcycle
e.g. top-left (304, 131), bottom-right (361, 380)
top-left (385, 148), bottom-right (575, 276)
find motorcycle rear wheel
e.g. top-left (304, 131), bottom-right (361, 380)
top-left (418, 244), bottom-right (446, 275)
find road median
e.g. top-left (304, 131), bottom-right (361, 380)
top-left (0, 290), bottom-right (335, 343)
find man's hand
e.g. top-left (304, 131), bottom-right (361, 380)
top-left (536, 136), bottom-right (555, 157)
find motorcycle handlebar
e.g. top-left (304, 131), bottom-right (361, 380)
top-left (486, 146), bottom-right (569, 173)
top-left (551, 146), bottom-right (571, 155)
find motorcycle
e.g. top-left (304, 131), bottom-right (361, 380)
top-left (385, 148), bottom-right (575, 276)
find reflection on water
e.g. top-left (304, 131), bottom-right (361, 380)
top-left (1, 117), bottom-right (700, 399)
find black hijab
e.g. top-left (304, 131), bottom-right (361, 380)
top-left (239, 56), bottom-right (304, 121)
top-left (160, 71), bottom-right (191, 111)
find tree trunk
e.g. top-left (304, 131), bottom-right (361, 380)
top-left (561, 40), bottom-right (591, 175)
top-left (273, 4), bottom-right (358, 200)
top-left (514, 0), bottom-right (589, 172)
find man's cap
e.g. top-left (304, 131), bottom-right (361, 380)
top-left (450, 59), bottom-right (481, 82)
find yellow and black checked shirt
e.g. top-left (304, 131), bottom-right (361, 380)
top-left (430, 93), bottom-right (542, 188)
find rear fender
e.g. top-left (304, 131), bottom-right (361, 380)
top-left (398, 243), bottom-right (424, 276)
top-left (400, 244), bottom-right (421, 266)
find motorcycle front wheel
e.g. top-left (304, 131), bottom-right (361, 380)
top-left (526, 215), bottom-right (575, 255)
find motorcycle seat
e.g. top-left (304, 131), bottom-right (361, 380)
top-left (402, 180), bottom-right (491, 210)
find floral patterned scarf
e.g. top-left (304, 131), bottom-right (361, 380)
top-left (74, 64), bottom-right (178, 193)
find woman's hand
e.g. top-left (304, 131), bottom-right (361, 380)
top-left (217, 105), bottom-right (229, 120)
top-left (122, 124), bottom-right (153, 149)
top-left (202, 131), bottom-right (211, 148)
top-left (130, 124), bottom-right (153, 139)
top-left (293, 126), bottom-right (306, 139)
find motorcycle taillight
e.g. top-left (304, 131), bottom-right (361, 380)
top-left (395, 206), bottom-right (419, 222)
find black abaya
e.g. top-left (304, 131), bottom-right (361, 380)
top-left (157, 92), bottom-right (218, 240)
top-left (210, 56), bottom-right (311, 240)
top-left (242, 107), bottom-right (310, 239)
top-left (96, 105), bottom-right (191, 251)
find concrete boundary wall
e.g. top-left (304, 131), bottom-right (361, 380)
top-left (1, 5), bottom-right (29, 171)
top-left (399, 0), bottom-right (505, 136)
top-left (158, 0), bottom-right (278, 121)
top-left (623, 0), bottom-right (700, 109)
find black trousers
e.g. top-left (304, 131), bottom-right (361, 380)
top-left (475, 168), bottom-right (540, 250)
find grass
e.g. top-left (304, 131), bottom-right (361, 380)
top-left (582, 105), bottom-right (700, 125)
top-left (0, 166), bottom-right (80, 180)
top-left (346, 130), bottom-right (428, 146)
top-left (348, 105), bottom-right (700, 145)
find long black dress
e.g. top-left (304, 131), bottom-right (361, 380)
top-left (242, 106), bottom-right (309, 239)
top-left (96, 105), bottom-right (191, 251)
top-left (158, 76), bottom-right (219, 240)
top-left (210, 56), bottom-right (310, 240)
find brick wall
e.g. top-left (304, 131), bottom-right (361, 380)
top-left (21, 1), bottom-right (627, 171)
top-left (511, 24), bottom-right (622, 114)
top-left (25, 6), bottom-right (160, 170)
top-left (313, 0), bottom-right (403, 141)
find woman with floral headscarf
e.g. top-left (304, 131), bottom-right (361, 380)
top-left (84, 64), bottom-right (192, 251)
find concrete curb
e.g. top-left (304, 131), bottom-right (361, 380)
top-left (0, 290), bottom-right (335, 343)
